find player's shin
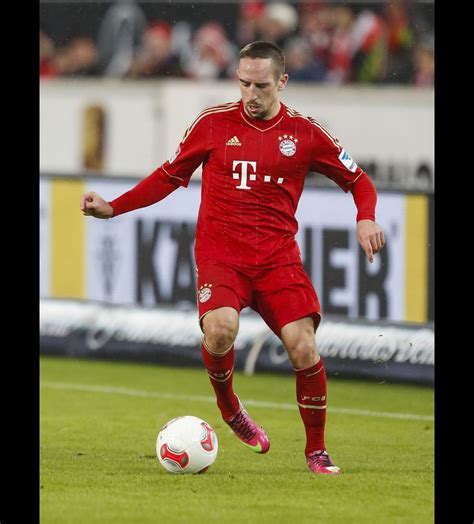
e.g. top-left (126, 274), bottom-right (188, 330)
top-left (295, 357), bottom-right (327, 455)
top-left (201, 340), bottom-right (240, 421)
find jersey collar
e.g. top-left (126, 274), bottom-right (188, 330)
top-left (239, 100), bottom-right (285, 131)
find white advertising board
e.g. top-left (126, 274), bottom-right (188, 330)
top-left (40, 80), bottom-right (433, 190)
top-left (80, 177), bottom-right (406, 321)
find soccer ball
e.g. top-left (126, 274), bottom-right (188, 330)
top-left (156, 416), bottom-right (218, 474)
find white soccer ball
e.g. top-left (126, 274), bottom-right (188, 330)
top-left (156, 416), bottom-right (218, 474)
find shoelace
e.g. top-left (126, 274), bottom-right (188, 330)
top-left (228, 411), bottom-right (256, 441)
top-left (307, 451), bottom-right (333, 467)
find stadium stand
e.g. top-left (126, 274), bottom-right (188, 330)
top-left (40, 0), bottom-right (433, 85)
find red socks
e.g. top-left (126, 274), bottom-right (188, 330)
top-left (295, 358), bottom-right (327, 455)
top-left (201, 340), bottom-right (240, 421)
top-left (202, 339), bottom-right (327, 454)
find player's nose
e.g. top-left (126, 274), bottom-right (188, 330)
top-left (248, 85), bottom-right (258, 97)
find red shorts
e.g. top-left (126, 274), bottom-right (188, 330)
top-left (196, 261), bottom-right (321, 338)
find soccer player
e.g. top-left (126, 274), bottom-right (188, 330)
top-left (80, 41), bottom-right (385, 475)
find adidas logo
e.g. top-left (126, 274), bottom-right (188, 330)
top-left (226, 136), bottom-right (241, 146)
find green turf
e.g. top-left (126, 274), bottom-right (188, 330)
top-left (40, 356), bottom-right (434, 523)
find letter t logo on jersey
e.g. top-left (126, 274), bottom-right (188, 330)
top-left (232, 160), bottom-right (257, 190)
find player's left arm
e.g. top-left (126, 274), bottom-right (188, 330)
top-left (350, 173), bottom-right (385, 263)
top-left (308, 123), bottom-right (385, 263)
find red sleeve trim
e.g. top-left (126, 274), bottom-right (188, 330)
top-left (162, 165), bottom-right (185, 183)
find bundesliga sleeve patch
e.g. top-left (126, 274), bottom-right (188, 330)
top-left (338, 149), bottom-right (358, 173)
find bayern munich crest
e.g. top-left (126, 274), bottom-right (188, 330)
top-left (278, 135), bottom-right (298, 157)
top-left (198, 283), bottom-right (213, 303)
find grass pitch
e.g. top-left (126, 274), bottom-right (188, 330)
top-left (40, 356), bottom-right (434, 523)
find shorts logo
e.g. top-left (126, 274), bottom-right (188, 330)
top-left (198, 283), bottom-right (213, 303)
top-left (338, 148), bottom-right (358, 173)
top-left (278, 135), bottom-right (298, 157)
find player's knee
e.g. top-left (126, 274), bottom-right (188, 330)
top-left (287, 340), bottom-right (319, 369)
top-left (204, 318), bottom-right (238, 352)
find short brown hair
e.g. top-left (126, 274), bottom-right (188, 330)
top-left (239, 41), bottom-right (285, 80)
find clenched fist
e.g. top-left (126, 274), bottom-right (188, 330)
top-left (79, 191), bottom-right (114, 219)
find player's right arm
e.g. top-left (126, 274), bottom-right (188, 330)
top-left (79, 111), bottom-right (211, 219)
top-left (80, 191), bottom-right (114, 218)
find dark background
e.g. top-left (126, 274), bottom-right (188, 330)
top-left (40, 0), bottom-right (434, 48)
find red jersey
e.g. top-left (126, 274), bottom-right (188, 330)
top-left (111, 99), bottom-right (373, 268)
top-left (159, 100), bottom-right (366, 268)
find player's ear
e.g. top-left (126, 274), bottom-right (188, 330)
top-left (278, 73), bottom-right (289, 91)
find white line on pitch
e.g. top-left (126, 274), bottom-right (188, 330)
top-left (41, 382), bottom-right (434, 422)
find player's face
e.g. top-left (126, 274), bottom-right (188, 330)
top-left (237, 58), bottom-right (288, 120)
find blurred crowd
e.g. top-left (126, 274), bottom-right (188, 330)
top-left (40, 0), bottom-right (434, 86)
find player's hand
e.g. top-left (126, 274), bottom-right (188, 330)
top-left (357, 219), bottom-right (385, 263)
top-left (79, 191), bottom-right (114, 219)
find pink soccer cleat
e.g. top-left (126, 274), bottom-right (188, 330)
top-left (306, 449), bottom-right (342, 475)
top-left (225, 402), bottom-right (270, 454)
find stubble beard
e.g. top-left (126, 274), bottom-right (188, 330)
top-left (245, 103), bottom-right (268, 120)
